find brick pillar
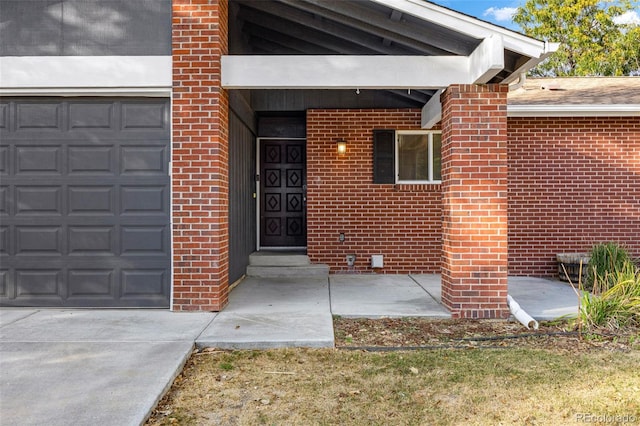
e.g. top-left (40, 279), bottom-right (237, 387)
top-left (172, 0), bottom-right (229, 311)
top-left (440, 84), bottom-right (509, 319)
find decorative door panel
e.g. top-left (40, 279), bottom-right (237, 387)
top-left (260, 140), bottom-right (306, 247)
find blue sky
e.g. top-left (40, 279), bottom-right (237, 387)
top-left (432, 0), bottom-right (640, 31)
top-left (433, 0), bottom-right (523, 30)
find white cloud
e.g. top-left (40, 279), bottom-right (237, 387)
top-left (613, 10), bottom-right (640, 26)
top-left (483, 7), bottom-right (518, 23)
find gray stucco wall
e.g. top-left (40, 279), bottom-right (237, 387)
top-left (0, 0), bottom-right (171, 56)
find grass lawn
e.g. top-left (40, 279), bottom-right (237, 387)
top-left (148, 346), bottom-right (640, 425)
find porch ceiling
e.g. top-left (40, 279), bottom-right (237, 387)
top-left (228, 0), bottom-right (554, 112)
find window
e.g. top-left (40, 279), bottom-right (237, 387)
top-left (396, 131), bottom-right (441, 183)
top-left (373, 129), bottom-right (442, 184)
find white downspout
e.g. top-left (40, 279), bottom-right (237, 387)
top-left (507, 295), bottom-right (539, 330)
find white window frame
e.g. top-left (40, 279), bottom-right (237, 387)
top-left (395, 130), bottom-right (442, 184)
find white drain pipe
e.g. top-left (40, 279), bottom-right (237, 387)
top-left (507, 295), bottom-right (539, 330)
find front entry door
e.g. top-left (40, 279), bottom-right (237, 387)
top-left (259, 139), bottom-right (307, 248)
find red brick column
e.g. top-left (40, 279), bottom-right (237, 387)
top-left (171, 0), bottom-right (229, 311)
top-left (440, 84), bottom-right (509, 319)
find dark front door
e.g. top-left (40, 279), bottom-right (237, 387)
top-left (260, 139), bottom-right (306, 248)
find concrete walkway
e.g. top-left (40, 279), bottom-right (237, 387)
top-left (198, 276), bottom-right (334, 349)
top-left (0, 275), bottom-right (578, 425)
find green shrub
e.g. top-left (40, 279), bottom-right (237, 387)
top-left (577, 260), bottom-right (640, 330)
top-left (586, 242), bottom-right (632, 292)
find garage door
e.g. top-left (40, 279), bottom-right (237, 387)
top-left (0, 98), bottom-right (171, 307)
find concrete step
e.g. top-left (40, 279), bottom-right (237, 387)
top-left (249, 252), bottom-right (310, 267)
top-left (246, 264), bottom-right (330, 278)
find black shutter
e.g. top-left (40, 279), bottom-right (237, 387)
top-left (373, 129), bottom-right (395, 184)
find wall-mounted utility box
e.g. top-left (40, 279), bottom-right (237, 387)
top-left (371, 255), bottom-right (384, 268)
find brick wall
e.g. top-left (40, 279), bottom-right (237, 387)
top-left (440, 85), bottom-right (509, 319)
top-left (307, 111), bottom-right (640, 285)
top-left (306, 109), bottom-right (442, 273)
top-left (508, 116), bottom-right (640, 277)
top-left (171, 0), bottom-right (229, 311)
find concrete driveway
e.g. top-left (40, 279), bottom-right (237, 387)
top-left (0, 310), bottom-right (214, 426)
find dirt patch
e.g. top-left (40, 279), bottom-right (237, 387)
top-left (334, 317), bottom-right (640, 353)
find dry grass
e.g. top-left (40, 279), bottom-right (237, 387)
top-left (148, 346), bottom-right (640, 425)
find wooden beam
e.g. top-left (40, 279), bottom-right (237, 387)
top-left (469, 34), bottom-right (504, 84)
top-left (420, 35), bottom-right (504, 127)
top-left (223, 33), bottom-right (504, 91)
top-left (222, 55), bottom-right (474, 89)
top-left (421, 89), bottom-right (443, 129)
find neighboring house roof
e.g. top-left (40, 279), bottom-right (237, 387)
top-left (508, 77), bottom-right (640, 116)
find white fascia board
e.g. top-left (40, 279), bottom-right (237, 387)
top-left (369, 0), bottom-right (548, 59)
top-left (508, 104), bottom-right (640, 117)
top-left (0, 56), bottom-right (172, 94)
top-left (222, 55), bottom-right (496, 89)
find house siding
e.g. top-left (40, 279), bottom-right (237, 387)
top-left (508, 116), bottom-right (640, 277)
top-left (306, 109), bottom-right (442, 274)
top-left (0, 0), bottom-right (171, 56)
top-left (229, 110), bottom-right (256, 284)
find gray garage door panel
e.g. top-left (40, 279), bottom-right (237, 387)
top-left (0, 98), bottom-right (170, 307)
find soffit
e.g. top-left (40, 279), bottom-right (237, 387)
top-left (229, 0), bottom-right (538, 108)
top-left (231, 0), bottom-right (480, 56)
